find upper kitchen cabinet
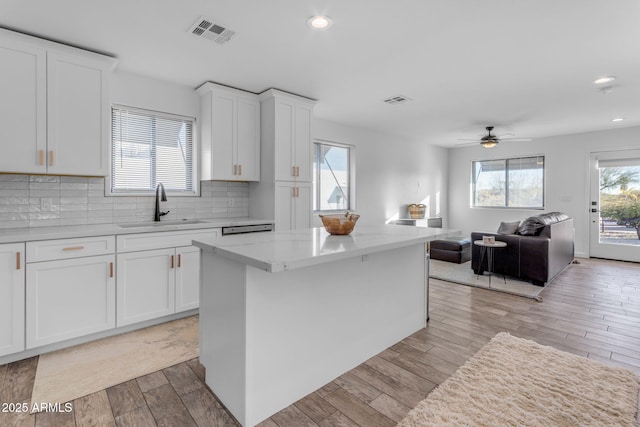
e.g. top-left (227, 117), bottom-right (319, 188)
top-left (197, 82), bottom-right (260, 182)
top-left (0, 28), bottom-right (116, 176)
top-left (260, 89), bottom-right (316, 182)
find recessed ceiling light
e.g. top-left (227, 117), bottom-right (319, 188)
top-left (308, 15), bottom-right (332, 29)
top-left (594, 76), bottom-right (616, 84)
top-left (611, 117), bottom-right (625, 122)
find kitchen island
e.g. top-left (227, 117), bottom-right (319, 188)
top-left (193, 224), bottom-right (458, 426)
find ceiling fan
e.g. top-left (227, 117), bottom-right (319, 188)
top-left (457, 126), bottom-right (533, 148)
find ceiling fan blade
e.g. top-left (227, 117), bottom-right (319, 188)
top-left (500, 138), bottom-right (533, 142)
top-left (456, 138), bottom-right (483, 141)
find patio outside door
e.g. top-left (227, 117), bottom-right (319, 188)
top-left (589, 150), bottom-right (640, 262)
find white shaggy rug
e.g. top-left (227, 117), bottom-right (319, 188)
top-left (429, 259), bottom-right (546, 300)
top-left (397, 332), bottom-right (639, 427)
top-left (30, 315), bottom-right (198, 411)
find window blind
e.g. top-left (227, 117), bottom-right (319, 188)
top-left (111, 106), bottom-right (194, 193)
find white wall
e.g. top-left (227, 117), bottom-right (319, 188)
top-left (111, 71), bottom-right (200, 119)
top-left (448, 125), bottom-right (640, 257)
top-left (314, 119), bottom-right (449, 227)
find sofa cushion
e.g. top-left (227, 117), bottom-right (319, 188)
top-left (497, 221), bottom-right (520, 235)
top-left (517, 218), bottom-right (545, 236)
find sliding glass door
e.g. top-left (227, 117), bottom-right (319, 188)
top-left (589, 150), bottom-right (640, 261)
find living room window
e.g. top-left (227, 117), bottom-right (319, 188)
top-left (472, 156), bottom-right (545, 208)
top-left (313, 141), bottom-right (355, 212)
top-left (110, 106), bottom-right (196, 195)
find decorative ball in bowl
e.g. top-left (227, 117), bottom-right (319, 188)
top-left (319, 212), bottom-right (360, 235)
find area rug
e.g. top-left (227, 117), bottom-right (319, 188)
top-left (397, 332), bottom-right (640, 427)
top-left (30, 315), bottom-right (198, 411)
top-left (429, 259), bottom-right (547, 300)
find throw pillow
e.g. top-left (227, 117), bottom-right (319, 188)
top-left (517, 217), bottom-right (545, 236)
top-left (497, 221), bottom-right (520, 234)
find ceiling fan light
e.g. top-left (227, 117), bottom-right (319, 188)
top-left (481, 140), bottom-right (497, 148)
top-left (594, 76), bottom-right (616, 85)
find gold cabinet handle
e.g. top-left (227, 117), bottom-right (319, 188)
top-left (171, 255), bottom-right (175, 269)
top-left (238, 164), bottom-right (242, 175)
top-left (49, 150), bottom-right (54, 166)
top-left (63, 246), bottom-right (85, 251)
top-left (177, 254), bottom-right (182, 268)
top-left (39, 150), bottom-right (45, 166)
top-left (16, 252), bottom-right (21, 270)
top-left (233, 164), bottom-right (237, 175)
top-left (292, 166), bottom-right (296, 177)
top-left (296, 166), bottom-right (300, 176)
top-left (109, 262), bottom-right (113, 278)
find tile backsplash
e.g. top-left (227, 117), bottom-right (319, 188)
top-left (0, 174), bottom-right (249, 229)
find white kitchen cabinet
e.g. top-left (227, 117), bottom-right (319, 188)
top-left (275, 182), bottom-right (312, 231)
top-left (198, 82), bottom-right (260, 181)
top-left (0, 243), bottom-right (25, 357)
top-left (116, 229), bottom-right (220, 326)
top-left (116, 248), bottom-right (176, 326)
top-left (0, 28), bottom-right (115, 176)
top-left (272, 95), bottom-right (314, 182)
top-left (0, 38), bottom-right (46, 174)
top-left (175, 246), bottom-right (201, 312)
top-left (249, 89), bottom-right (316, 230)
top-left (26, 253), bottom-right (115, 349)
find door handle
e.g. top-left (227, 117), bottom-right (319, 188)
top-left (39, 150), bottom-right (45, 166)
top-left (16, 252), bottom-right (21, 270)
top-left (177, 254), bottom-right (181, 268)
top-left (63, 246), bottom-right (85, 251)
top-left (49, 150), bottom-right (54, 166)
top-left (238, 164), bottom-right (242, 175)
top-left (171, 255), bottom-right (175, 269)
top-left (109, 262), bottom-right (114, 278)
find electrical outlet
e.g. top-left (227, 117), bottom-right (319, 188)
top-left (40, 198), bottom-right (51, 211)
top-left (228, 198), bottom-right (235, 207)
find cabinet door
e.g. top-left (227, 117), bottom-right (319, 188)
top-left (294, 103), bottom-right (313, 182)
top-left (0, 40), bottom-right (46, 174)
top-left (26, 254), bottom-right (115, 348)
top-left (117, 248), bottom-right (175, 327)
top-left (0, 243), bottom-right (25, 356)
top-left (175, 246), bottom-right (200, 312)
top-left (211, 91), bottom-right (236, 180)
top-left (274, 100), bottom-right (295, 181)
top-left (47, 51), bottom-right (109, 176)
top-left (294, 183), bottom-right (312, 229)
top-left (275, 182), bottom-right (295, 231)
top-left (236, 96), bottom-right (260, 181)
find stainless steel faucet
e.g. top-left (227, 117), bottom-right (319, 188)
top-left (154, 183), bottom-right (170, 221)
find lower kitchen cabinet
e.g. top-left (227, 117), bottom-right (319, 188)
top-left (26, 254), bottom-right (115, 348)
top-left (116, 248), bottom-right (176, 327)
top-left (0, 243), bottom-right (25, 357)
top-left (175, 246), bottom-right (201, 312)
top-left (116, 229), bottom-right (220, 327)
top-left (275, 181), bottom-right (311, 230)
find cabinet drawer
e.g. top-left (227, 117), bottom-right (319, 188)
top-left (27, 235), bottom-right (115, 262)
top-left (117, 229), bottom-right (220, 253)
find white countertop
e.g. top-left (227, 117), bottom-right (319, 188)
top-left (0, 217), bottom-right (274, 244)
top-left (194, 224), bottom-right (460, 273)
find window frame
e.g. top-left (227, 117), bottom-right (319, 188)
top-left (471, 155), bottom-right (545, 209)
top-left (312, 139), bottom-right (356, 213)
top-left (108, 105), bottom-right (199, 197)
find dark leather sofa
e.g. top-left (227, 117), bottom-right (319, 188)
top-left (471, 212), bottom-right (574, 286)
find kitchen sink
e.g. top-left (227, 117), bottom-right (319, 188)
top-left (118, 219), bottom-right (208, 228)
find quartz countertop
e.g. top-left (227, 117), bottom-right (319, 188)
top-left (0, 217), bottom-right (274, 244)
top-left (193, 224), bottom-right (460, 273)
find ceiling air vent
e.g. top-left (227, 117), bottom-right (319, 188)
top-left (383, 95), bottom-right (412, 105)
top-left (189, 16), bottom-right (236, 45)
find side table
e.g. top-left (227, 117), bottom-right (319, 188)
top-left (473, 240), bottom-right (507, 286)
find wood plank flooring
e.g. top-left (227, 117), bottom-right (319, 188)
top-left (1, 257), bottom-right (640, 426)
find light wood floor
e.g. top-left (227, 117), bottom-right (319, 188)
top-left (2, 257), bottom-right (640, 426)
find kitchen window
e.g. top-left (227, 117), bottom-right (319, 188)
top-left (110, 106), bottom-right (196, 195)
top-left (313, 141), bottom-right (355, 212)
top-left (472, 155), bottom-right (545, 208)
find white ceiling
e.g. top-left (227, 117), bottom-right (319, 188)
top-left (2, 0), bottom-right (640, 147)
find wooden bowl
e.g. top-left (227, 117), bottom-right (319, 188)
top-left (319, 212), bottom-right (360, 235)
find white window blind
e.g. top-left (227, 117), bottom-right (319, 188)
top-left (111, 106), bottom-right (195, 194)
